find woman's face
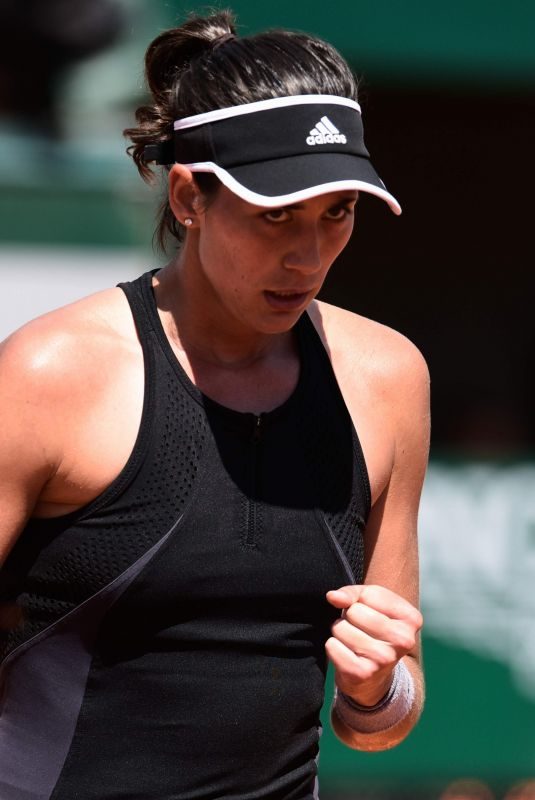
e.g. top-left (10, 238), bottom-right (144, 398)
top-left (192, 185), bottom-right (358, 335)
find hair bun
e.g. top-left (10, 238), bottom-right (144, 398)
top-left (145, 11), bottom-right (236, 99)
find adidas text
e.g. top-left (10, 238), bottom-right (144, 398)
top-left (306, 132), bottom-right (347, 146)
top-left (306, 116), bottom-right (347, 146)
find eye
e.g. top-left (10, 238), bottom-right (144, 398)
top-left (263, 208), bottom-right (291, 223)
top-left (324, 202), bottom-right (355, 221)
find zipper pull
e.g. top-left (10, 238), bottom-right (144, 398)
top-left (252, 413), bottom-right (263, 443)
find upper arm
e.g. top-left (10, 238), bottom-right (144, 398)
top-left (0, 330), bottom-right (62, 566)
top-left (362, 342), bottom-right (430, 636)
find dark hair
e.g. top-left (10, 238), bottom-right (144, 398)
top-left (124, 9), bottom-right (359, 251)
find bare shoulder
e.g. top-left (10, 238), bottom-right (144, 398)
top-left (0, 286), bottom-right (139, 468)
top-left (309, 299), bottom-right (430, 401)
top-left (0, 287), bottom-right (137, 392)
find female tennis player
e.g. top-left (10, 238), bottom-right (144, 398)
top-left (0, 10), bottom-right (429, 799)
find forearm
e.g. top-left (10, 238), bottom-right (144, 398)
top-left (330, 654), bottom-right (424, 752)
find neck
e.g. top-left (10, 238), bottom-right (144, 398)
top-left (153, 255), bottom-right (292, 370)
top-left (151, 255), bottom-right (301, 413)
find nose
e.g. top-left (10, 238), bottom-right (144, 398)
top-left (282, 228), bottom-right (323, 274)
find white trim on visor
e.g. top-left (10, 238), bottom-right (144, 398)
top-left (186, 161), bottom-right (402, 215)
top-left (173, 95), bottom-right (362, 131)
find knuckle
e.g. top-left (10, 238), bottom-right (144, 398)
top-left (344, 605), bottom-right (360, 625)
top-left (399, 635), bottom-right (416, 653)
top-left (413, 609), bottom-right (424, 630)
top-left (359, 584), bottom-right (378, 605)
top-left (392, 627), bottom-right (416, 652)
top-left (405, 607), bottom-right (423, 631)
top-left (375, 646), bottom-right (396, 668)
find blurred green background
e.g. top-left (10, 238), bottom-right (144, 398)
top-left (1, 2), bottom-right (534, 798)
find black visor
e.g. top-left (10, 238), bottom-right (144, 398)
top-left (148, 95), bottom-right (401, 214)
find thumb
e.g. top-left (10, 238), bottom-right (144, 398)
top-left (326, 585), bottom-right (364, 609)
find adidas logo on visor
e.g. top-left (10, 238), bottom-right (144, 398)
top-left (306, 116), bottom-right (347, 146)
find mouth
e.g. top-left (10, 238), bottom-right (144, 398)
top-left (263, 289), bottom-right (313, 311)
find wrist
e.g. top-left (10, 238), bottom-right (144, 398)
top-left (333, 660), bottom-right (415, 734)
top-left (337, 668), bottom-right (396, 708)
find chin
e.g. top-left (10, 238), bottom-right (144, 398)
top-left (258, 310), bottom-right (306, 335)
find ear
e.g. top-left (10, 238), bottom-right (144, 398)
top-left (168, 164), bottom-right (203, 228)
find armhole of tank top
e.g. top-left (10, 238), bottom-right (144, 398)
top-left (97, 272), bottom-right (159, 498)
top-left (300, 310), bottom-right (372, 518)
top-left (73, 275), bottom-right (158, 518)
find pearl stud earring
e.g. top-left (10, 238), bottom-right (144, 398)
top-left (184, 218), bottom-right (193, 227)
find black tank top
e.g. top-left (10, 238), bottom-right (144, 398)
top-left (0, 271), bottom-right (370, 800)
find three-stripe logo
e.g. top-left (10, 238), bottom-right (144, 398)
top-left (306, 116), bottom-right (347, 146)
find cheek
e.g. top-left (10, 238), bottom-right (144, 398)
top-left (198, 224), bottom-right (236, 278)
top-left (329, 224), bottom-right (354, 260)
top-left (200, 238), bottom-right (255, 300)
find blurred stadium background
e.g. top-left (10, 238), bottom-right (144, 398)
top-left (1, 1), bottom-right (534, 797)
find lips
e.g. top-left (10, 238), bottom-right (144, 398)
top-left (263, 289), bottom-right (312, 311)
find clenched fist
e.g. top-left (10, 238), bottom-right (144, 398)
top-left (326, 584), bottom-right (423, 707)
